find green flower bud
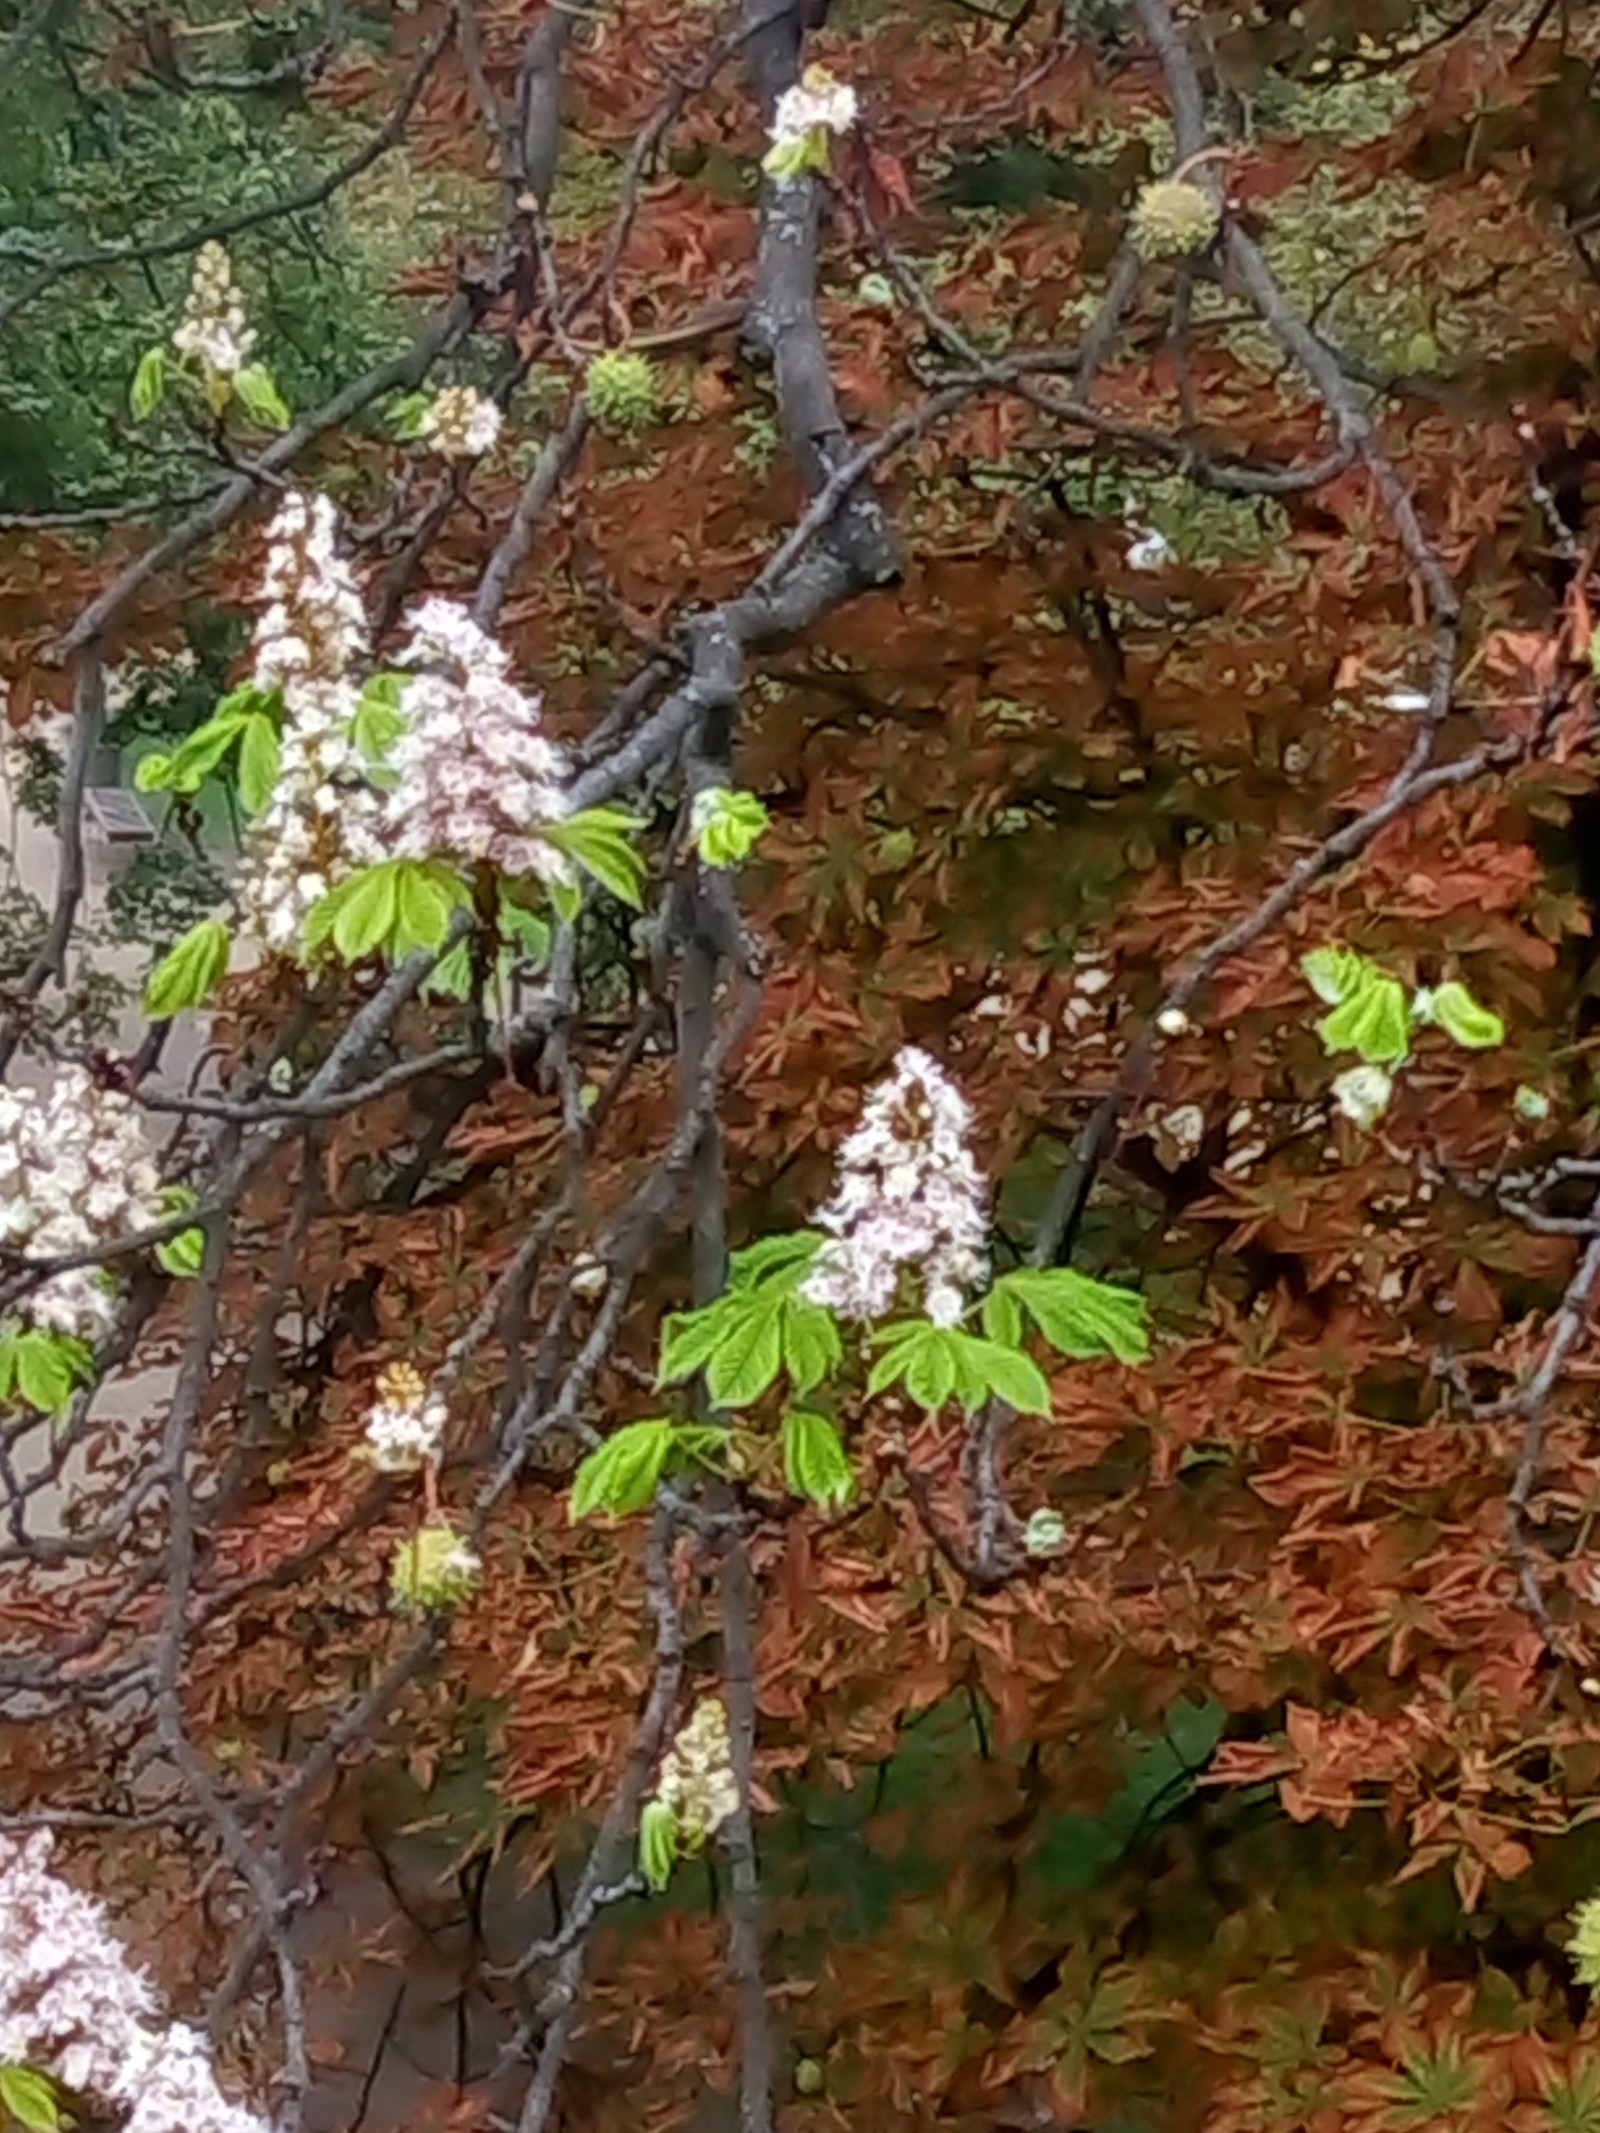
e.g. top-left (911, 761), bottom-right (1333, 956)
top-left (586, 350), bottom-right (659, 436)
top-left (1131, 178), bottom-right (1219, 261)
top-left (389, 1522), bottom-right (481, 1613)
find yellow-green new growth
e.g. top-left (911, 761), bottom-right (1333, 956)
top-left (389, 1522), bottom-right (480, 1613)
top-left (1571, 1893), bottom-right (1600, 1986)
top-left (586, 350), bottom-right (659, 436)
top-left (1131, 179), bottom-right (1219, 261)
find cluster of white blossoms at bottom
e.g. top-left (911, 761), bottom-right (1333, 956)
top-left (0, 1069), bottom-right (164, 1343)
top-left (801, 1046), bottom-right (988, 1328)
top-left (375, 599), bottom-right (571, 881)
top-left (417, 384), bottom-right (502, 459)
top-left (654, 1698), bottom-right (739, 1847)
top-left (0, 1833), bottom-right (269, 2133)
top-left (236, 492), bottom-right (375, 954)
top-left (360, 1362), bottom-right (446, 1473)
top-left (171, 241), bottom-right (256, 381)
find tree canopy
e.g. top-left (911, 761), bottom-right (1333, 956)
top-left (6, 2), bottom-right (1600, 2130)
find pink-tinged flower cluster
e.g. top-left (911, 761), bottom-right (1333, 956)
top-left (238, 491), bottom-right (375, 953)
top-left (801, 1046), bottom-right (988, 1327)
top-left (0, 1832), bottom-right (270, 2133)
top-left (377, 598), bottom-right (569, 880)
top-left (417, 384), bottom-right (502, 460)
top-left (171, 242), bottom-right (256, 380)
top-left (0, 1069), bottom-right (164, 1343)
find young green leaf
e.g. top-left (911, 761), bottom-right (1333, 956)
top-left (502, 902), bottom-right (551, 968)
top-left (237, 713), bottom-right (281, 815)
top-left (1420, 978), bottom-right (1505, 1051)
top-left (1316, 966), bottom-right (1410, 1066)
top-left (143, 917), bottom-right (229, 1018)
top-left (727, 1231), bottom-right (824, 1290)
top-left (779, 1294), bottom-right (841, 1395)
top-left (137, 698), bottom-right (259, 795)
top-left (0, 2066), bottom-right (61, 2133)
top-left (330, 863), bottom-right (402, 962)
top-left (570, 1418), bottom-right (676, 1521)
top-left (12, 1329), bottom-right (91, 1414)
top-left (638, 1797), bottom-right (678, 1892)
top-left (155, 1226), bottom-right (207, 1279)
top-left (129, 346), bottom-right (167, 420)
top-left (868, 1321), bottom-right (958, 1410)
top-left (658, 1302), bottom-right (732, 1387)
top-left (352, 672), bottom-right (407, 766)
top-left (960, 1335), bottom-right (1051, 1415)
top-left (133, 750), bottom-right (174, 793)
top-left (981, 1282), bottom-right (1024, 1348)
top-left (549, 875), bottom-right (582, 926)
top-left (990, 1268), bottom-right (1150, 1364)
top-left (540, 807), bottom-right (646, 908)
top-left (1301, 944), bottom-right (1369, 1007)
top-left (704, 1290), bottom-right (786, 1409)
top-left (394, 861), bottom-right (459, 952)
top-left (232, 363), bottom-right (291, 429)
top-left (691, 786), bottom-right (770, 870)
top-left (782, 1408), bottom-right (854, 1509)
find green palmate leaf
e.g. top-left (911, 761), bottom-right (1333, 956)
top-left (782, 1408), bottom-right (854, 1509)
top-left (1420, 978), bottom-right (1505, 1051)
top-left (395, 860), bottom-right (462, 953)
top-left (868, 1321), bottom-right (1052, 1414)
top-left (727, 1231), bottom-right (824, 1290)
top-left (129, 345), bottom-right (167, 419)
top-left (143, 916), bottom-right (229, 1017)
top-left (388, 390), bottom-right (433, 439)
top-left (658, 1303), bottom-right (730, 1387)
top-left (425, 942), bottom-right (473, 1000)
top-left (638, 1797), bottom-right (678, 1892)
top-left (540, 807), bottom-right (646, 908)
top-left (331, 863), bottom-right (401, 961)
top-left (232, 362), bottom-right (291, 429)
top-left (868, 1321), bottom-right (957, 1410)
top-left (0, 2066), bottom-right (60, 2133)
top-left (1300, 944), bottom-right (1369, 1006)
top-left (351, 672), bottom-right (407, 766)
top-left (1316, 966), bottom-right (1410, 1066)
top-left (691, 786), bottom-right (770, 869)
top-left (134, 710), bottom-right (247, 795)
top-left (237, 713), bottom-right (280, 814)
top-left (762, 128), bottom-right (830, 181)
top-left (991, 1267), bottom-right (1150, 1364)
top-left (2, 1326), bottom-right (93, 1414)
top-left (155, 1226), bottom-right (206, 1278)
top-left (310, 859), bottom-right (470, 964)
top-left (965, 1336), bottom-right (1051, 1414)
top-left (570, 1418), bottom-right (676, 1521)
top-left (981, 1282), bottom-right (1024, 1347)
top-left (705, 1288), bottom-right (785, 1408)
top-left (502, 902), bottom-right (551, 967)
top-left (550, 876), bottom-right (581, 925)
top-left (780, 1294), bottom-right (841, 1395)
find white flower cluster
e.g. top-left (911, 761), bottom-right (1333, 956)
top-left (360, 1361), bottom-right (446, 1473)
top-left (417, 385), bottom-right (502, 460)
top-left (237, 491), bottom-right (375, 954)
top-left (0, 1069), bottom-right (164, 1343)
top-left (770, 66), bottom-right (858, 149)
top-left (802, 1046), bottom-right (988, 1328)
top-left (377, 599), bottom-right (569, 879)
top-left (171, 242), bottom-right (256, 381)
top-left (0, 1833), bottom-right (270, 2133)
top-left (655, 1697), bottom-right (739, 1846)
